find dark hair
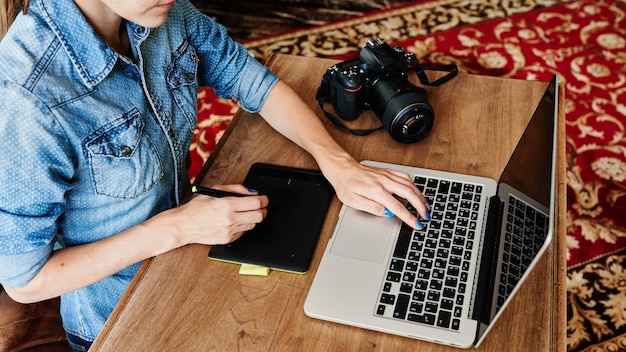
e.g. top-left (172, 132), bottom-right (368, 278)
top-left (1, 0), bottom-right (29, 39)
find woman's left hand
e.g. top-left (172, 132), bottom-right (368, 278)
top-left (319, 155), bottom-right (431, 231)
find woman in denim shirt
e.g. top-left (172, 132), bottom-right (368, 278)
top-left (0, 0), bottom-right (431, 350)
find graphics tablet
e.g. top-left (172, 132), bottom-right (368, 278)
top-left (208, 163), bottom-right (335, 274)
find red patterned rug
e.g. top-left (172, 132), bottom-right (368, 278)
top-left (396, 4), bottom-right (626, 350)
top-left (189, 0), bottom-right (626, 350)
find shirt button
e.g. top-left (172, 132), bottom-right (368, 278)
top-left (185, 73), bottom-right (194, 81)
top-left (136, 26), bottom-right (145, 34)
top-left (121, 146), bottom-right (132, 155)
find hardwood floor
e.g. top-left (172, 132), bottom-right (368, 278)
top-left (191, 0), bottom-right (416, 41)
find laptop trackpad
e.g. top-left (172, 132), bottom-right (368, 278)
top-left (329, 207), bottom-right (397, 263)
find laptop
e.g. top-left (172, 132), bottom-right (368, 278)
top-left (304, 75), bottom-right (558, 348)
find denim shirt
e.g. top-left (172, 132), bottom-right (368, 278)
top-left (0, 0), bottom-right (278, 341)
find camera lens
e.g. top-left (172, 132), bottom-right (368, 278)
top-left (369, 78), bottom-right (434, 143)
top-left (402, 113), bottom-right (425, 136)
top-left (390, 102), bottom-right (433, 143)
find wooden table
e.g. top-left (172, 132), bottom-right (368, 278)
top-left (91, 54), bottom-right (566, 351)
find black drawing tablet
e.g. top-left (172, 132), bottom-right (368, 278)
top-left (208, 163), bottom-right (335, 274)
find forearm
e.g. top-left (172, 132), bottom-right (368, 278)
top-left (259, 80), bottom-right (354, 167)
top-left (4, 215), bottom-right (183, 304)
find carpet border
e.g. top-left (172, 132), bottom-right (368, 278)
top-left (241, 0), bottom-right (465, 47)
top-left (242, 0), bottom-right (575, 62)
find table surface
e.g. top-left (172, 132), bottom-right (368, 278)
top-left (91, 54), bottom-right (566, 351)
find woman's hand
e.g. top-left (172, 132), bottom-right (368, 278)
top-left (319, 155), bottom-right (431, 230)
top-left (150, 184), bottom-right (269, 246)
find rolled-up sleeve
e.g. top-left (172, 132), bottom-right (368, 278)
top-left (0, 244), bottom-right (53, 288)
top-left (181, 0), bottom-right (279, 112)
top-left (0, 84), bottom-right (71, 288)
top-left (230, 55), bottom-right (279, 112)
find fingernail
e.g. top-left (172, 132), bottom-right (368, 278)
top-left (248, 189), bottom-right (258, 193)
top-left (416, 221), bottom-right (425, 230)
top-left (424, 211), bottom-right (431, 221)
top-left (425, 202), bottom-right (432, 211)
top-left (384, 208), bottom-right (395, 217)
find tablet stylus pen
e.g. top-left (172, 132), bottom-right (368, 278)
top-left (191, 185), bottom-right (247, 198)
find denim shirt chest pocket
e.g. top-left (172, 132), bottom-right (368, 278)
top-left (84, 109), bottom-right (164, 198)
top-left (167, 39), bottom-right (199, 88)
top-left (166, 39), bottom-right (199, 130)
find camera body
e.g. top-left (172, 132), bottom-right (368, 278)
top-left (325, 39), bottom-right (434, 143)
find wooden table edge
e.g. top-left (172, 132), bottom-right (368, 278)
top-left (554, 80), bottom-right (567, 351)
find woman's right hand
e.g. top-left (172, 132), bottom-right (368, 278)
top-left (149, 184), bottom-right (269, 246)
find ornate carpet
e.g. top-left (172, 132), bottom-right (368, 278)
top-left (189, 0), bottom-right (626, 350)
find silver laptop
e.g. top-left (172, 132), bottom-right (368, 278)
top-left (304, 75), bottom-right (558, 348)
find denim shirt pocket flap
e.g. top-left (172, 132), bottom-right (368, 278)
top-left (84, 109), bottom-right (163, 199)
top-left (167, 39), bottom-right (199, 89)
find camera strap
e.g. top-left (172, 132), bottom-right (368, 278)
top-left (406, 53), bottom-right (459, 87)
top-left (316, 54), bottom-right (458, 137)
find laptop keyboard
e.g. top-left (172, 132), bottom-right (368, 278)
top-left (375, 175), bottom-right (483, 331)
top-left (495, 194), bottom-right (548, 311)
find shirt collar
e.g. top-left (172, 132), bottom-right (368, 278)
top-left (36, 0), bottom-right (149, 88)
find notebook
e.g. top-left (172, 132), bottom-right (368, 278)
top-left (304, 75), bottom-right (558, 348)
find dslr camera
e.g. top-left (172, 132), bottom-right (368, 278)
top-left (317, 39), bottom-right (457, 143)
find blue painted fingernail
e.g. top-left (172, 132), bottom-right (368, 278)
top-left (426, 202), bottom-right (432, 211)
top-left (416, 221), bottom-right (425, 230)
top-left (384, 208), bottom-right (395, 217)
top-left (248, 189), bottom-right (258, 193)
top-left (424, 211), bottom-right (431, 221)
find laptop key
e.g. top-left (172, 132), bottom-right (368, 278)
top-left (413, 289), bottom-right (426, 302)
top-left (410, 301), bottom-right (424, 314)
top-left (454, 306), bottom-right (462, 317)
top-left (387, 272), bottom-right (401, 282)
top-left (380, 293), bottom-right (395, 305)
top-left (424, 301), bottom-right (438, 314)
top-left (389, 258), bottom-right (404, 271)
top-left (438, 180), bottom-right (450, 193)
top-left (400, 282), bottom-right (413, 293)
top-left (394, 294), bottom-right (410, 319)
top-left (408, 313), bottom-right (435, 325)
top-left (423, 313), bottom-right (436, 325)
top-left (415, 280), bottom-right (428, 291)
top-left (437, 310), bottom-right (452, 328)
top-left (393, 223), bottom-right (413, 259)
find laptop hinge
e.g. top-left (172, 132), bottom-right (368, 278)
top-left (470, 195), bottom-right (502, 325)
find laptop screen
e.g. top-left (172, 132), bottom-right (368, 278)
top-left (498, 75), bottom-right (558, 207)
top-left (472, 75), bottom-right (558, 339)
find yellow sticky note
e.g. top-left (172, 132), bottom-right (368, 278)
top-left (239, 263), bottom-right (270, 276)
